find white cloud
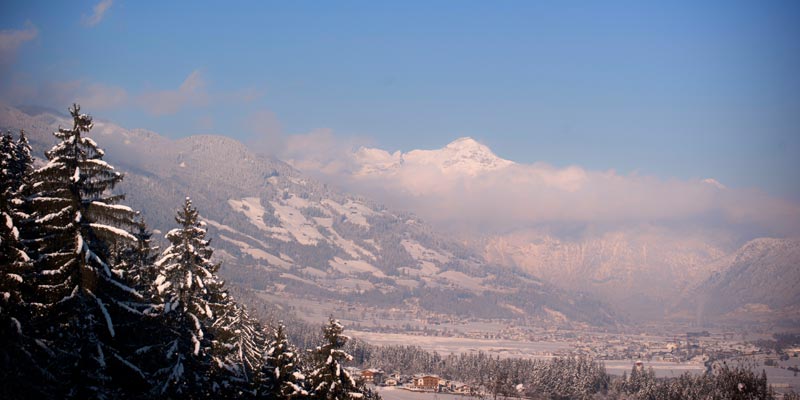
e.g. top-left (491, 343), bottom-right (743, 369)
top-left (138, 70), bottom-right (209, 116)
top-left (0, 21), bottom-right (38, 64)
top-left (285, 138), bottom-right (800, 237)
top-left (82, 0), bottom-right (114, 27)
top-left (242, 109), bottom-right (372, 176)
top-left (282, 129), bottom-right (366, 175)
top-left (1, 79), bottom-right (127, 110)
top-left (702, 178), bottom-right (726, 190)
top-left (2, 69), bottom-right (262, 116)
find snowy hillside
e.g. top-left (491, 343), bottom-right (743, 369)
top-left (0, 104), bottom-right (616, 326)
top-left (483, 228), bottom-right (730, 320)
top-left (298, 131), bottom-right (800, 325)
top-left (675, 237), bottom-right (800, 323)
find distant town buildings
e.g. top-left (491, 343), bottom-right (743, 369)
top-left (360, 368), bottom-right (384, 385)
top-left (415, 374), bottom-right (440, 390)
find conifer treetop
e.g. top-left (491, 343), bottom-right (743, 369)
top-left (309, 317), bottom-right (359, 400)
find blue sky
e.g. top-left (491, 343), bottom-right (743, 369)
top-left (2, 0), bottom-right (799, 200)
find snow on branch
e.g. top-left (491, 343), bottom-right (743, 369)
top-left (101, 273), bottom-right (144, 300)
top-left (89, 201), bottom-right (135, 214)
top-left (89, 222), bottom-right (137, 242)
top-left (55, 285), bottom-right (80, 305)
top-left (89, 290), bottom-right (115, 337)
top-left (85, 246), bottom-right (113, 276)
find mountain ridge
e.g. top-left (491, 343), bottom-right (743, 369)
top-left (333, 130), bottom-right (800, 325)
top-left (0, 104), bottom-right (617, 327)
top-left (4, 104), bottom-right (798, 327)
top-left (674, 237), bottom-right (800, 324)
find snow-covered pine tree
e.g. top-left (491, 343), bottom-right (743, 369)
top-left (1, 129), bottom-right (35, 324)
top-left (0, 130), bottom-right (45, 399)
top-left (308, 317), bottom-right (360, 400)
top-left (151, 197), bottom-right (227, 396)
top-left (111, 218), bottom-right (158, 296)
top-left (0, 131), bottom-right (15, 192)
top-left (5, 129), bottom-right (35, 269)
top-left (25, 105), bottom-right (148, 398)
top-left (209, 301), bottom-right (266, 396)
top-left (0, 131), bottom-right (28, 304)
top-left (260, 322), bottom-right (307, 399)
top-left (9, 130), bottom-right (34, 192)
top-left (0, 131), bottom-right (26, 213)
top-left (130, 219), bottom-right (159, 289)
top-left (7, 129), bottom-right (34, 231)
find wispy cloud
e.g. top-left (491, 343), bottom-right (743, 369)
top-left (2, 69), bottom-right (264, 118)
top-left (242, 108), bottom-right (374, 176)
top-left (137, 70), bottom-right (210, 116)
top-left (284, 139), bottom-right (800, 238)
top-left (283, 129), bottom-right (369, 175)
top-left (82, 0), bottom-right (114, 27)
top-left (0, 21), bottom-right (38, 64)
top-left (2, 79), bottom-right (128, 111)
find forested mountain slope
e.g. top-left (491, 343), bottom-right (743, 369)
top-left (1, 104), bottom-right (616, 326)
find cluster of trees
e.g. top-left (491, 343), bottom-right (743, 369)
top-left (352, 343), bottom-right (791, 400)
top-left (350, 345), bottom-right (609, 399)
top-left (754, 333), bottom-right (800, 353)
top-left (0, 104), bottom-right (377, 399)
top-left (610, 362), bottom-right (783, 400)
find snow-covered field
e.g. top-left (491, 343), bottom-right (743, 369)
top-left (353, 331), bottom-right (710, 379)
top-left (603, 360), bottom-right (705, 378)
top-left (350, 331), bottom-right (570, 359)
top-left (375, 386), bottom-right (477, 400)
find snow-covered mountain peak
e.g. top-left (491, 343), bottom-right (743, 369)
top-left (406, 137), bottom-right (514, 175)
top-left (353, 136), bottom-right (514, 177)
top-left (443, 136), bottom-right (483, 150)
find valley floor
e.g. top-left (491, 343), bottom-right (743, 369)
top-left (253, 290), bottom-right (800, 392)
top-left (375, 386), bottom-right (478, 400)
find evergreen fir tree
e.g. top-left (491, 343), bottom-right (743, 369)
top-left (308, 317), bottom-right (360, 400)
top-left (260, 322), bottom-right (307, 399)
top-left (209, 301), bottom-right (266, 397)
top-left (0, 131), bottom-right (27, 305)
top-left (8, 129), bottom-right (34, 233)
top-left (7, 129), bottom-right (35, 275)
top-left (0, 130), bottom-right (45, 399)
top-left (1, 132), bottom-right (15, 195)
top-left (130, 219), bottom-right (159, 291)
top-left (25, 104), bottom-right (147, 398)
top-left (151, 197), bottom-right (224, 396)
top-left (0, 131), bottom-right (26, 214)
top-left (627, 363), bottom-right (641, 394)
top-left (110, 218), bottom-right (158, 297)
top-left (0, 200), bottom-right (28, 315)
top-left (1, 130), bottom-right (35, 316)
top-left (10, 130), bottom-right (34, 192)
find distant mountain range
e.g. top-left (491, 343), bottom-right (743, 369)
top-left (2, 104), bottom-right (797, 328)
top-left (333, 134), bottom-right (800, 325)
top-left (0, 104), bottom-right (615, 327)
top-left (677, 237), bottom-right (800, 325)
